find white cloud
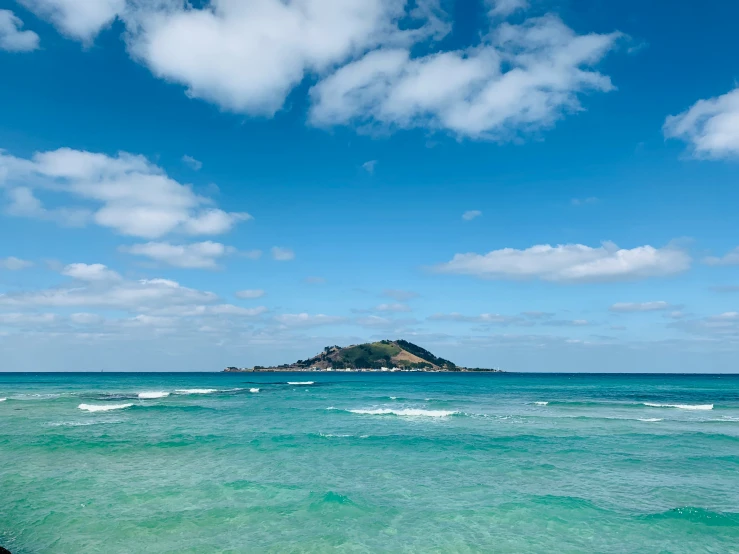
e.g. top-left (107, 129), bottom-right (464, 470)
top-left (123, 0), bottom-right (429, 116)
top-left (543, 319), bottom-right (590, 327)
top-left (275, 313), bottom-right (344, 327)
top-left (434, 242), bottom-right (691, 283)
top-left (0, 312), bottom-right (56, 325)
top-left (664, 87), bottom-right (739, 159)
top-left (70, 312), bottom-right (104, 325)
top-left (0, 276), bottom-right (216, 310)
top-left (0, 256), bottom-right (33, 270)
top-left (0, 147), bottom-right (250, 238)
top-left (610, 301), bottom-right (672, 313)
top-left (375, 303), bottom-right (411, 312)
top-left (271, 247), bottom-right (295, 261)
top-left (182, 155), bottom-right (203, 171)
top-left (120, 241), bottom-right (235, 269)
top-left (487, 0), bottom-right (528, 17)
top-left (704, 247), bottom-right (739, 267)
top-left (362, 160), bottom-right (378, 174)
top-left (310, 16), bottom-right (620, 139)
top-left (0, 9), bottom-right (40, 52)
top-left (18, 0), bottom-right (124, 43)
top-left (462, 210), bottom-right (481, 221)
top-left (62, 263), bottom-right (122, 282)
top-left (235, 289), bottom-right (265, 299)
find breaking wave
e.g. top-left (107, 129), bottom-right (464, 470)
top-left (347, 408), bottom-right (458, 417)
top-left (175, 389), bottom-right (218, 395)
top-left (644, 403), bottom-right (713, 410)
top-left (78, 403), bottom-right (133, 412)
top-left (534, 401), bottom-right (548, 406)
top-left (288, 381), bottom-right (315, 385)
top-left (138, 391), bottom-right (170, 399)
top-left (250, 388), bottom-right (260, 393)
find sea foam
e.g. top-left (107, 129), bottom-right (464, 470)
top-left (348, 408), bottom-right (457, 417)
top-left (534, 401), bottom-right (549, 406)
top-left (0, 398), bottom-right (6, 402)
top-left (78, 403), bottom-right (133, 412)
top-left (644, 403), bottom-right (713, 410)
top-left (138, 391), bottom-right (170, 399)
top-left (288, 381), bottom-right (314, 385)
top-left (175, 389), bottom-right (218, 395)
top-left (250, 388), bottom-right (260, 393)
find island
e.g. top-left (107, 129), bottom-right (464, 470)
top-left (223, 339), bottom-right (503, 372)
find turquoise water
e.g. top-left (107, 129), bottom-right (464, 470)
top-left (1, 373), bottom-right (738, 553)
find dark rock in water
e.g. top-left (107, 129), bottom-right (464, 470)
top-left (0, 546), bottom-right (11, 554)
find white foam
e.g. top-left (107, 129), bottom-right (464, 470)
top-left (349, 408), bottom-right (457, 417)
top-left (288, 381), bottom-right (314, 385)
top-left (0, 398), bottom-right (6, 402)
top-left (250, 388), bottom-right (260, 393)
top-left (638, 418), bottom-right (663, 422)
top-left (78, 403), bottom-right (133, 412)
top-left (175, 389), bottom-right (217, 395)
top-left (138, 391), bottom-right (170, 399)
top-left (644, 403), bottom-right (713, 410)
top-left (389, 396), bottom-right (398, 400)
top-left (534, 401), bottom-right (548, 406)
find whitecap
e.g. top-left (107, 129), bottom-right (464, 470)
top-left (644, 403), bottom-right (713, 410)
top-left (0, 398), bottom-right (6, 402)
top-left (389, 396), bottom-right (398, 400)
top-left (78, 403), bottom-right (133, 412)
top-left (288, 381), bottom-right (314, 385)
top-left (638, 418), bottom-right (663, 422)
top-left (250, 388), bottom-right (260, 393)
top-left (534, 401), bottom-right (548, 406)
top-left (348, 408), bottom-right (457, 417)
top-left (138, 391), bottom-right (170, 399)
top-left (175, 389), bottom-right (218, 395)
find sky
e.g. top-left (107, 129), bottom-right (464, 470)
top-left (0, 0), bottom-right (738, 372)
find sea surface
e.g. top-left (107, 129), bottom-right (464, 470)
top-left (1, 372), bottom-right (738, 553)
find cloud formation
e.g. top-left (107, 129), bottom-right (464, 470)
top-left (236, 289), bottom-right (265, 299)
top-left (704, 247), bottom-right (739, 266)
top-left (271, 247), bottom-right (295, 261)
top-left (182, 155), bottom-right (203, 171)
top-left (18, 0), bottom-right (124, 43)
top-left (0, 9), bottom-right (40, 52)
top-left (0, 256), bottom-right (33, 270)
top-left (120, 241), bottom-right (236, 269)
top-left (664, 87), bottom-right (739, 158)
top-left (462, 210), bottom-right (482, 221)
top-left (610, 301), bottom-right (673, 313)
top-left (434, 242), bottom-right (691, 283)
top-left (0, 147), bottom-right (250, 239)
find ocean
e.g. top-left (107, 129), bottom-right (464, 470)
top-left (1, 372), bottom-right (738, 553)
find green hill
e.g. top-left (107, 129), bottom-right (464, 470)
top-left (287, 339), bottom-right (457, 371)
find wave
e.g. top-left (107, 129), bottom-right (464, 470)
top-left (0, 398), bottom-right (6, 402)
top-left (637, 418), bottom-right (663, 422)
top-left (78, 403), bottom-right (133, 412)
top-left (288, 381), bottom-right (314, 385)
top-left (644, 403), bottom-right (713, 410)
top-left (175, 389), bottom-right (217, 395)
top-left (641, 506), bottom-right (739, 525)
top-left (348, 408), bottom-right (458, 417)
top-left (250, 388), bottom-right (260, 393)
top-left (138, 391), bottom-right (170, 399)
top-left (533, 401), bottom-right (548, 406)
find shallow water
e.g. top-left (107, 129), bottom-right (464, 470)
top-left (1, 372), bottom-right (738, 553)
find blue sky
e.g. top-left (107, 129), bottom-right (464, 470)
top-left (1, 0), bottom-right (738, 372)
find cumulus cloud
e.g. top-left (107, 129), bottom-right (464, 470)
top-left (235, 289), bottom-right (265, 299)
top-left (610, 301), bottom-right (673, 313)
top-left (0, 147), bottom-right (250, 238)
top-left (0, 256), bottom-right (33, 270)
top-left (704, 247), bottom-right (739, 266)
top-left (462, 210), bottom-right (482, 221)
top-left (310, 15), bottom-right (621, 139)
top-left (120, 241), bottom-right (235, 269)
top-left (664, 87), bottom-right (739, 159)
top-left (18, 0), bottom-right (124, 43)
top-left (62, 263), bottom-right (122, 282)
top-left (671, 311), bottom-right (739, 339)
top-left (428, 312), bottom-right (526, 326)
top-left (433, 242), bottom-right (690, 283)
top-left (362, 160), bottom-right (378, 174)
top-left (0, 9), bottom-right (40, 52)
top-left (271, 247), bottom-right (295, 261)
top-left (182, 155), bottom-right (203, 171)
